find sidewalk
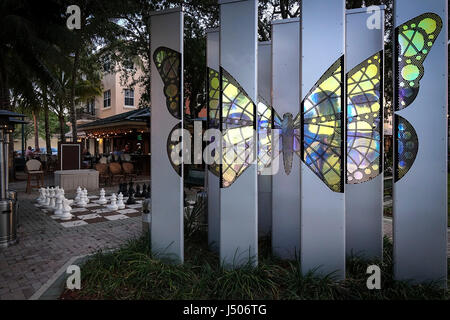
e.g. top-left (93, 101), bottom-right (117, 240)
top-left (0, 182), bottom-right (142, 300)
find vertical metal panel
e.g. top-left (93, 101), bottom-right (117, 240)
top-left (345, 7), bottom-right (384, 260)
top-left (258, 41), bottom-right (272, 237)
top-left (150, 8), bottom-right (184, 263)
top-left (219, 0), bottom-right (258, 267)
top-left (393, 0), bottom-right (447, 285)
top-left (206, 29), bottom-right (220, 252)
top-left (271, 19), bottom-right (301, 259)
top-left (300, 0), bottom-right (346, 279)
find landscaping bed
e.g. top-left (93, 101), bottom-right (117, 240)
top-left (60, 233), bottom-right (449, 300)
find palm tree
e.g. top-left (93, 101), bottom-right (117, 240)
top-left (0, 0), bottom-right (72, 178)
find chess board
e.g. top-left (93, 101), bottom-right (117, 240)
top-left (35, 195), bottom-right (143, 228)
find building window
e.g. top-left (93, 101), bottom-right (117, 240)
top-left (124, 89), bottom-right (134, 106)
top-left (104, 90), bottom-right (111, 108)
top-left (103, 57), bottom-right (111, 72)
top-left (86, 99), bottom-right (95, 115)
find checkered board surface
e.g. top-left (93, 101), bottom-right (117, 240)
top-left (35, 195), bottom-right (143, 228)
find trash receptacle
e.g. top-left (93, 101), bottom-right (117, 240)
top-left (0, 198), bottom-right (18, 247)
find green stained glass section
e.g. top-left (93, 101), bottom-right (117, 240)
top-left (207, 68), bottom-right (220, 128)
top-left (153, 47), bottom-right (182, 119)
top-left (347, 52), bottom-right (382, 184)
top-left (396, 13), bottom-right (442, 110)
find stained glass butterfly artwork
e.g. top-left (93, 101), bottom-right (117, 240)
top-left (346, 52), bottom-right (382, 184)
top-left (394, 13), bottom-right (442, 181)
top-left (216, 57), bottom-right (344, 192)
top-left (220, 68), bottom-right (257, 188)
top-left (153, 46), bottom-right (183, 175)
top-left (153, 46), bottom-right (182, 119)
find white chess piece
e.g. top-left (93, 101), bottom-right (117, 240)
top-left (117, 193), bottom-right (125, 209)
top-left (54, 193), bottom-right (64, 215)
top-left (83, 189), bottom-right (90, 204)
top-left (48, 188), bottom-right (56, 210)
top-left (98, 188), bottom-right (107, 205)
top-left (36, 188), bottom-right (44, 203)
top-left (75, 187), bottom-right (82, 203)
top-left (107, 193), bottom-right (118, 211)
top-left (60, 198), bottom-right (73, 221)
top-left (43, 188), bottom-right (51, 207)
top-left (78, 189), bottom-right (87, 207)
top-left (38, 188), bottom-right (46, 204)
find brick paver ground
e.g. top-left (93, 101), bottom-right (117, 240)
top-left (0, 177), bottom-right (143, 300)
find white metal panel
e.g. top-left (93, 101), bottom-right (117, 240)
top-left (300, 0), bottom-right (346, 279)
top-left (345, 8), bottom-right (384, 260)
top-left (393, 0), bottom-right (448, 285)
top-left (258, 41), bottom-right (272, 237)
top-left (219, 0), bottom-right (258, 267)
top-left (271, 19), bottom-right (301, 259)
top-left (150, 8), bottom-right (184, 263)
top-left (206, 29), bottom-right (220, 252)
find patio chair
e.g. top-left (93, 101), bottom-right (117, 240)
top-left (121, 153), bottom-right (131, 162)
top-left (25, 159), bottom-right (44, 193)
top-left (109, 162), bottom-right (125, 184)
top-left (122, 162), bottom-right (137, 182)
top-left (95, 163), bottom-right (111, 186)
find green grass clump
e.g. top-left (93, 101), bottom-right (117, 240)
top-left (61, 232), bottom-right (449, 300)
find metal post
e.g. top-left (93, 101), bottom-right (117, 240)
top-left (0, 130), bottom-right (6, 199)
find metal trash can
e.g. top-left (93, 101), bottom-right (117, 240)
top-left (0, 198), bottom-right (18, 247)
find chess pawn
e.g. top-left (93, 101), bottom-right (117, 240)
top-left (36, 188), bottom-right (44, 203)
top-left (60, 198), bottom-right (73, 221)
top-left (135, 184), bottom-right (141, 198)
top-left (75, 187), bottom-right (82, 203)
top-left (83, 189), bottom-right (90, 204)
top-left (43, 188), bottom-right (51, 207)
top-left (48, 189), bottom-right (56, 210)
top-left (38, 188), bottom-right (46, 204)
top-left (117, 193), bottom-right (125, 209)
top-left (108, 193), bottom-right (118, 211)
top-left (54, 194), bottom-right (64, 215)
top-left (78, 190), bottom-right (87, 207)
top-left (98, 188), bottom-right (107, 205)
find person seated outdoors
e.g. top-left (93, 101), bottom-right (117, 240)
top-left (25, 146), bottom-right (34, 160)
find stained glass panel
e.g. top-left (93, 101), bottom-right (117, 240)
top-left (301, 57), bottom-right (343, 192)
top-left (257, 99), bottom-right (273, 173)
top-left (395, 115), bottom-right (418, 182)
top-left (153, 47), bottom-right (182, 119)
top-left (396, 13), bottom-right (442, 110)
top-left (207, 68), bottom-right (221, 177)
top-left (347, 52), bottom-right (382, 184)
top-left (220, 68), bottom-right (256, 188)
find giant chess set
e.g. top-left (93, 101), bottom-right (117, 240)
top-left (34, 182), bottom-right (150, 228)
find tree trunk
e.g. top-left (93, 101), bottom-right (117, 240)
top-left (43, 86), bottom-right (51, 154)
top-left (32, 110), bottom-right (40, 150)
top-left (69, 48), bottom-right (80, 143)
top-left (59, 114), bottom-right (66, 144)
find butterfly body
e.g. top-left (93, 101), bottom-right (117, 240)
top-left (279, 113), bottom-right (295, 175)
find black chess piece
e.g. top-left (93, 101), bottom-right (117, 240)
top-left (126, 183), bottom-right (136, 205)
top-left (143, 184), bottom-right (150, 198)
top-left (121, 183), bottom-right (128, 197)
top-left (135, 184), bottom-right (141, 198)
top-left (141, 184), bottom-right (147, 198)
